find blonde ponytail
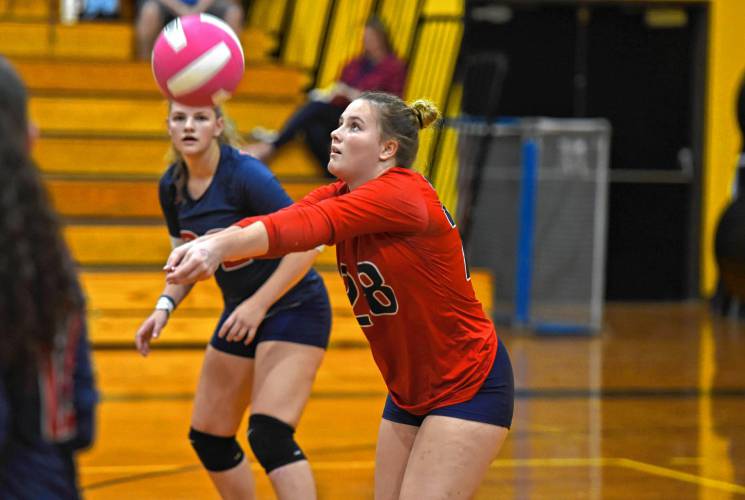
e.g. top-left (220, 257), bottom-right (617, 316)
top-left (409, 99), bottom-right (440, 130)
top-left (217, 111), bottom-right (246, 149)
top-left (361, 91), bottom-right (442, 168)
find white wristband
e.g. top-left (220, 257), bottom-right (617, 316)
top-left (155, 295), bottom-right (176, 315)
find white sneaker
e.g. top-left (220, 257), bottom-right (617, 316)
top-left (250, 126), bottom-right (278, 143)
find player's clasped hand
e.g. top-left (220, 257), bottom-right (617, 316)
top-left (164, 239), bottom-right (221, 284)
top-left (217, 298), bottom-right (268, 345)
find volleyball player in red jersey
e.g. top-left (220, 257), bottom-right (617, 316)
top-left (164, 91), bottom-right (514, 499)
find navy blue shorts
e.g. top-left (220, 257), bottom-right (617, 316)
top-left (209, 290), bottom-right (332, 358)
top-left (382, 337), bottom-right (514, 429)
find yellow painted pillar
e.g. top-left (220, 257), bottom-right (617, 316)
top-left (701, 0), bottom-right (745, 295)
top-left (422, 0), bottom-right (463, 16)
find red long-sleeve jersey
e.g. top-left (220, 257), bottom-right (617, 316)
top-left (237, 167), bottom-right (497, 414)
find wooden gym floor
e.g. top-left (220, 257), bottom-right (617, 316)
top-left (77, 298), bottom-right (745, 499)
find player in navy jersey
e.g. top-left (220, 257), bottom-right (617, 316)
top-left (134, 101), bottom-right (331, 499)
top-left (163, 92), bottom-right (514, 499)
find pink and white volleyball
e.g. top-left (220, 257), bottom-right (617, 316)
top-left (151, 13), bottom-right (245, 106)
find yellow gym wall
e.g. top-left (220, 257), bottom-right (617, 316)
top-left (407, 0), bottom-right (463, 177)
top-left (702, 0), bottom-right (745, 295)
top-left (377, 0), bottom-right (421, 58)
top-left (281, 0), bottom-right (333, 69)
top-left (316, 0), bottom-right (375, 89)
top-left (247, 0), bottom-right (289, 35)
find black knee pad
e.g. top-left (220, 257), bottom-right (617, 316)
top-left (189, 427), bottom-right (244, 472)
top-left (247, 414), bottom-right (306, 473)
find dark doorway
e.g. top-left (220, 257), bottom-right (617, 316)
top-left (461, 1), bottom-right (707, 300)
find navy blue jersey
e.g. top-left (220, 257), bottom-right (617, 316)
top-left (158, 144), bottom-right (322, 307)
top-left (1, 306), bottom-right (96, 499)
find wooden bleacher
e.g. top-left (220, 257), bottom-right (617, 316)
top-left (82, 270), bottom-right (493, 347)
top-left (2, 0), bottom-right (488, 348)
top-left (0, 0), bottom-right (50, 19)
top-left (14, 59), bottom-right (311, 96)
top-left (0, 19), bottom-right (276, 61)
top-left (0, 2), bottom-right (329, 347)
top-left (46, 177), bottom-right (322, 218)
top-left (29, 95), bottom-right (299, 135)
top-left (34, 136), bottom-right (318, 178)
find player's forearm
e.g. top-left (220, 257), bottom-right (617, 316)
top-left (248, 249), bottom-right (320, 310)
top-left (174, 226), bottom-right (241, 254)
top-left (153, 282), bottom-right (193, 318)
top-left (212, 221), bottom-right (270, 262)
top-left (235, 203), bottom-right (334, 258)
top-left (160, 283), bottom-right (194, 307)
top-left (203, 225), bottom-right (241, 240)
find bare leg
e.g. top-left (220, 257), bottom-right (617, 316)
top-left (374, 419), bottom-right (419, 500)
top-left (251, 341), bottom-right (325, 500)
top-left (135, 1), bottom-right (163, 60)
top-left (399, 415), bottom-right (509, 500)
top-left (191, 346), bottom-right (256, 499)
top-left (242, 141), bottom-right (276, 162)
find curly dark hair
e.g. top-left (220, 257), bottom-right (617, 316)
top-left (0, 58), bottom-right (83, 369)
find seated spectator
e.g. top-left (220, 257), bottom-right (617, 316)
top-left (244, 16), bottom-right (407, 177)
top-left (136, 0), bottom-right (244, 60)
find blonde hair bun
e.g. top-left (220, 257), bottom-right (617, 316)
top-left (409, 99), bottom-right (440, 130)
